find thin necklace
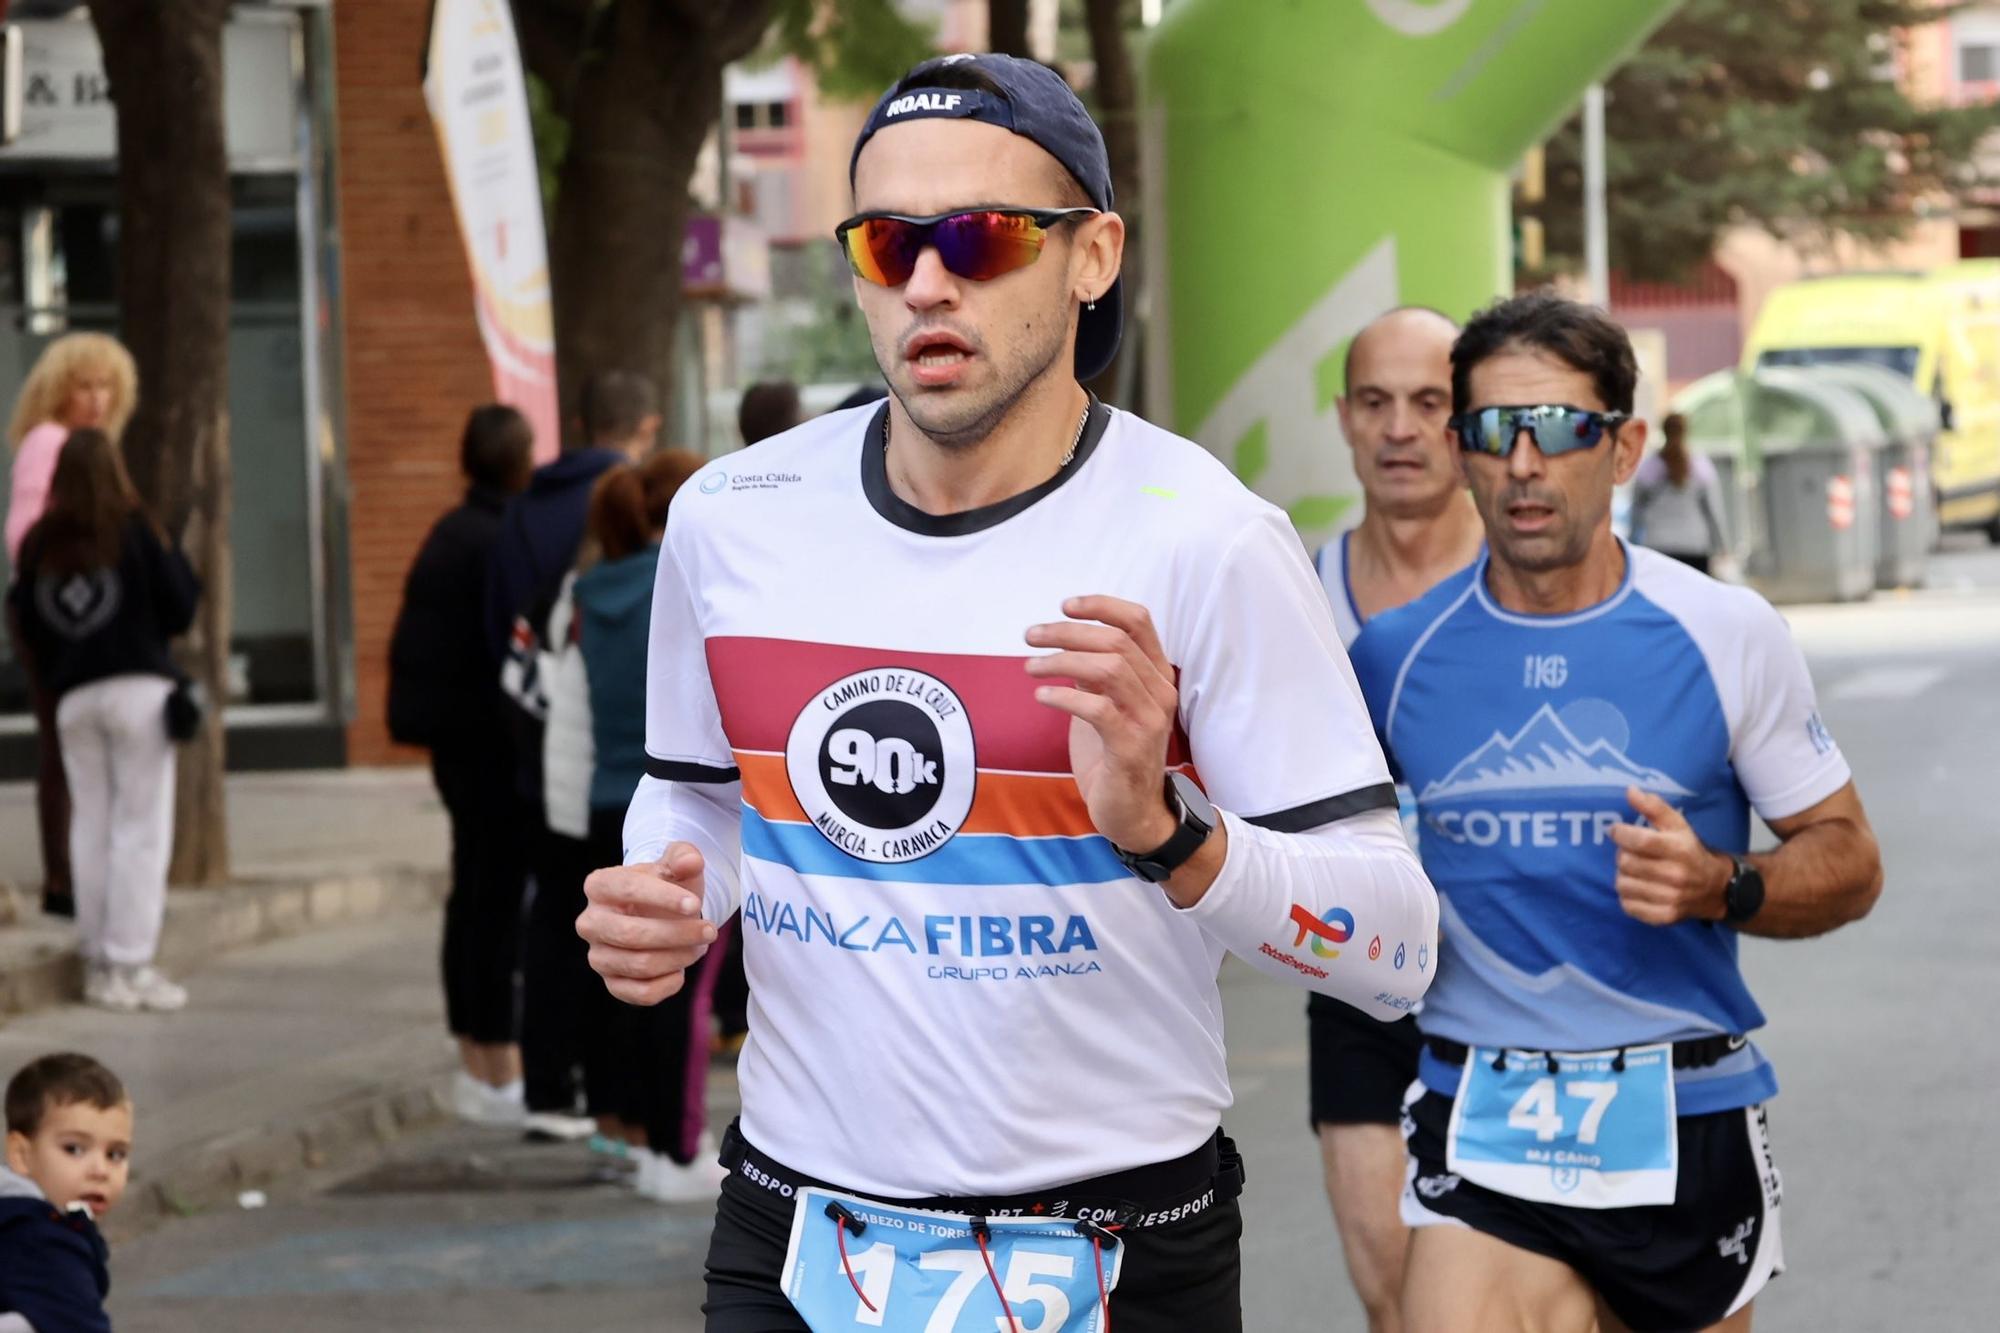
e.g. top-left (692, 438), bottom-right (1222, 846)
top-left (1059, 402), bottom-right (1091, 468)
top-left (883, 402), bottom-right (1093, 470)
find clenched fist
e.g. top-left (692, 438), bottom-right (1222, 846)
top-left (577, 841), bottom-right (718, 1005)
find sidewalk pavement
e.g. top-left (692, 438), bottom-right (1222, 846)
top-left (0, 911), bottom-right (459, 1240)
top-left (0, 767), bottom-right (451, 1018)
top-left (0, 766), bottom-right (465, 1235)
top-left (0, 765), bottom-right (450, 890)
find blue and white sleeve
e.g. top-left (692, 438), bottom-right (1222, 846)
top-left (1730, 597), bottom-right (1852, 821)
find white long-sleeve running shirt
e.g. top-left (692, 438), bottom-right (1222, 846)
top-left (626, 397), bottom-right (1438, 1197)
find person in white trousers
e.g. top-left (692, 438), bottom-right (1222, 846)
top-left (7, 428), bottom-right (199, 1012)
top-left (59, 674), bottom-right (177, 988)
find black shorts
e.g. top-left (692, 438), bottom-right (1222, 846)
top-left (1402, 1083), bottom-right (1784, 1332)
top-left (1308, 992), bottom-right (1424, 1126)
top-left (703, 1120), bottom-right (1245, 1332)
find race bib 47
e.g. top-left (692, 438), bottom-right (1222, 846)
top-left (1445, 1044), bottom-right (1679, 1209)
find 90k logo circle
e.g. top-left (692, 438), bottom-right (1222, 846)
top-left (786, 667), bottom-right (975, 863)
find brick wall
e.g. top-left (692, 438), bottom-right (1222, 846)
top-left (332, 3), bottom-right (493, 766)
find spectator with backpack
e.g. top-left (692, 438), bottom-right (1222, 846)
top-left (4, 332), bottom-right (140, 922)
top-left (568, 449), bottom-right (724, 1201)
top-left (489, 371), bottom-right (659, 1140)
top-left (387, 404), bottom-right (534, 1126)
top-left (7, 430), bottom-right (198, 1013)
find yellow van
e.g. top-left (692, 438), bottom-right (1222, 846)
top-left (1744, 262), bottom-right (2000, 538)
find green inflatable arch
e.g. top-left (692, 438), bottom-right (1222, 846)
top-left (1142, 0), bottom-right (1679, 539)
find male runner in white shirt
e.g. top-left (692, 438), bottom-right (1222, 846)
top-left (575, 53), bottom-right (1438, 1332)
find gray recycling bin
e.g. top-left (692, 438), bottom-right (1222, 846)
top-left (1668, 370), bottom-right (1753, 566)
top-left (1804, 362), bottom-right (1938, 590)
top-left (1740, 368), bottom-right (1885, 604)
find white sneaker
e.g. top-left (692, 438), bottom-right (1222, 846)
top-left (482, 1079), bottom-right (527, 1127)
top-left (521, 1110), bottom-right (596, 1142)
top-left (451, 1072), bottom-right (484, 1122)
top-left (635, 1149), bottom-right (727, 1204)
top-left (84, 964), bottom-right (139, 1013)
top-left (453, 1073), bottom-right (528, 1128)
top-left (490, 1079), bottom-right (526, 1111)
top-left (119, 965), bottom-right (188, 1012)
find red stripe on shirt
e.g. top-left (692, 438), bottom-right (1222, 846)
top-left (704, 635), bottom-right (1189, 776)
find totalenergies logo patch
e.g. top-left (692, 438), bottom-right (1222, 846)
top-left (1289, 904), bottom-right (1356, 959)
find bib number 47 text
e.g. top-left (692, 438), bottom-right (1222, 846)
top-left (1506, 1078), bottom-right (1620, 1144)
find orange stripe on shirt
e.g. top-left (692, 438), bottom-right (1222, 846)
top-left (733, 751), bottom-right (1103, 840)
top-left (962, 771), bottom-right (1097, 838)
top-left (737, 752), bottom-right (811, 825)
top-left (967, 764), bottom-right (1199, 837)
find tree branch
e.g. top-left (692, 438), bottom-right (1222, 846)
top-left (1083, 0), bottom-right (1137, 209)
top-left (509, 0), bottom-right (590, 111)
top-left (710, 0), bottom-right (777, 64)
top-left (988, 0), bottom-right (1029, 55)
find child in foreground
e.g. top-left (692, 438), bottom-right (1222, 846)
top-left (1, 1052), bottom-right (129, 1333)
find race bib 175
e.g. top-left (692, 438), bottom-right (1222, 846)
top-left (780, 1187), bottom-right (1123, 1332)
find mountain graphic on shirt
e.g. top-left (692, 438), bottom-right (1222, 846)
top-left (1419, 703), bottom-right (1693, 801)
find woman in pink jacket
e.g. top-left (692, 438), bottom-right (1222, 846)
top-left (4, 333), bottom-right (139, 919)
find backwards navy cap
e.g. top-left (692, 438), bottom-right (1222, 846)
top-left (850, 53), bottom-right (1122, 382)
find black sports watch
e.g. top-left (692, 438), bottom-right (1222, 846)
top-left (1114, 772), bottom-right (1217, 883)
top-left (1722, 853), bottom-right (1765, 924)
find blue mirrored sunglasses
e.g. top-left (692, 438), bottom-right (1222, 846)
top-left (1450, 404), bottom-right (1630, 458)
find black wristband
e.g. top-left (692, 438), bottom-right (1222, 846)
top-left (1114, 773), bottom-right (1217, 884)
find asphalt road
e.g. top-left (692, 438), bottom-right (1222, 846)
top-left (103, 540), bottom-right (2000, 1332)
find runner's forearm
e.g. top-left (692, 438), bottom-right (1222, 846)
top-left (1730, 814), bottom-right (1881, 940)
top-left (1178, 806), bottom-right (1438, 1017)
top-left (623, 773), bottom-right (745, 923)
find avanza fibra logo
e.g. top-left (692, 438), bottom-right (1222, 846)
top-left (1289, 904), bottom-right (1356, 959)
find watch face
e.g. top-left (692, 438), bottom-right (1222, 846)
top-left (1728, 859), bottom-right (1766, 921)
top-left (1168, 771), bottom-right (1216, 829)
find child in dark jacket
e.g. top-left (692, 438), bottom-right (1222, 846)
top-left (1, 1053), bottom-right (129, 1333)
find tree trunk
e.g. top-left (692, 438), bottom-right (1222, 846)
top-left (89, 0), bottom-right (234, 886)
top-left (988, 0), bottom-right (1030, 56)
top-left (1082, 0), bottom-right (1138, 404)
top-left (549, 1), bottom-right (766, 434)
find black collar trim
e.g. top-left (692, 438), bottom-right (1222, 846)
top-left (860, 393), bottom-right (1109, 537)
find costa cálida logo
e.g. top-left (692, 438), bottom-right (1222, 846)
top-left (786, 667), bottom-right (976, 863)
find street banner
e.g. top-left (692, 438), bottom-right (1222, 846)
top-left (1144, 0), bottom-right (1680, 543)
top-left (424, 0), bottom-right (560, 461)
